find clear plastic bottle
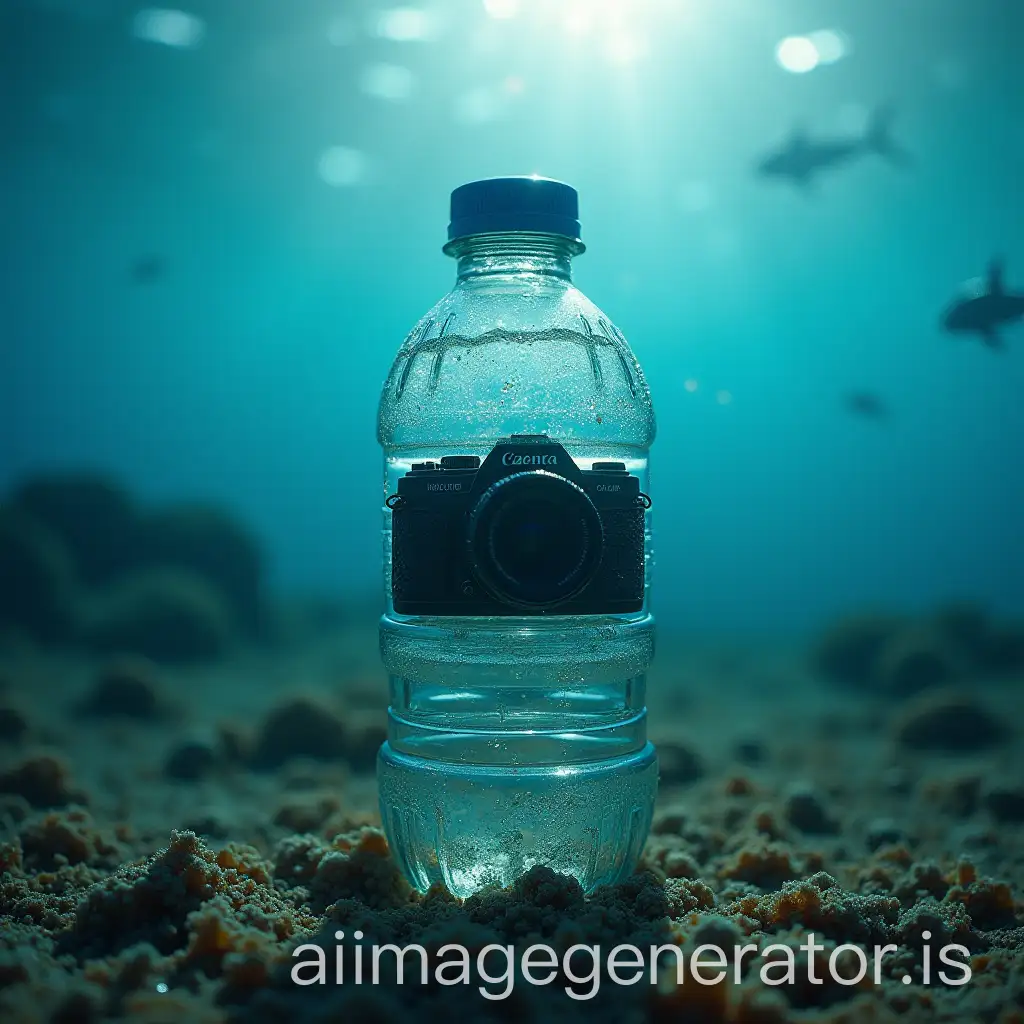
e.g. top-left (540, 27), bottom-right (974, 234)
top-left (376, 177), bottom-right (657, 897)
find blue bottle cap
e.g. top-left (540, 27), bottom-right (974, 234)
top-left (445, 176), bottom-right (582, 248)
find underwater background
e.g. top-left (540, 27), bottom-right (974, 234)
top-left (2, 2), bottom-right (1024, 1022)
top-left (6, 0), bottom-right (1023, 634)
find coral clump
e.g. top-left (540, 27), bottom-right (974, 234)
top-left (815, 603), bottom-right (1024, 691)
top-left (466, 863), bottom-right (588, 934)
top-left (930, 602), bottom-right (1024, 677)
top-left (783, 783), bottom-right (839, 835)
top-left (11, 474), bottom-right (139, 586)
top-left (0, 507), bottom-right (76, 643)
top-left (923, 772), bottom-right (982, 817)
top-left (214, 843), bottom-right (272, 886)
top-left (649, 841), bottom-right (703, 881)
top-left (182, 897), bottom-right (278, 977)
top-left (874, 627), bottom-right (962, 696)
top-left (309, 827), bottom-right (412, 912)
top-left (0, 754), bottom-right (86, 808)
top-left (657, 740), bottom-right (705, 786)
top-left (890, 860), bottom-right (949, 903)
top-left (897, 896), bottom-right (973, 947)
top-left (929, 602), bottom-right (992, 662)
top-left (810, 612), bottom-right (904, 687)
top-left (165, 739), bottom-right (218, 781)
top-left (864, 818), bottom-right (905, 851)
top-left (894, 689), bottom-right (1005, 752)
top-left (84, 569), bottom-right (233, 664)
top-left (4, 475), bottom-right (270, 654)
top-left (61, 831), bottom-right (310, 960)
top-left (662, 876), bottom-right (716, 916)
top-left (0, 839), bottom-right (23, 874)
top-left (251, 697), bottom-right (349, 770)
top-left (273, 795), bottom-right (343, 834)
top-left (273, 833), bottom-right (329, 887)
top-left (0, 703), bottom-right (28, 742)
top-left (651, 806), bottom-right (688, 835)
top-left (62, 830), bottom-right (222, 957)
top-left (730, 872), bottom-right (900, 944)
top-left (719, 839), bottom-right (801, 889)
top-left (78, 658), bottom-right (165, 720)
top-left (341, 714), bottom-right (387, 773)
top-left (734, 738), bottom-right (766, 765)
top-left (19, 807), bottom-right (123, 871)
top-left (133, 504), bottom-right (264, 634)
top-left (725, 775), bottom-right (755, 797)
top-left (980, 622), bottom-right (1024, 676)
top-left (985, 786), bottom-right (1024, 823)
top-left (944, 876), bottom-right (1019, 931)
top-left (252, 698), bottom-right (382, 773)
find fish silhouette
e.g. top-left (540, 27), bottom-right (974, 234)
top-left (845, 392), bottom-right (888, 419)
top-left (756, 106), bottom-right (909, 190)
top-left (130, 254), bottom-right (166, 285)
top-left (942, 258), bottom-right (1024, 350)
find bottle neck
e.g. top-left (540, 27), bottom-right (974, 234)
top-left (447, 233), bottom-right (583, 284)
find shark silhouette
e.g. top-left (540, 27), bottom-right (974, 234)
top-left (756, 107), bottom-right (909, 190)
top-left (942, 259), bottom-right (1024, 350)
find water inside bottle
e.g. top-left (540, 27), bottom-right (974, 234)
top-left (378, 442), bottom-right (656, 895)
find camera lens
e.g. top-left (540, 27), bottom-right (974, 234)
top-left (467, 471), bottom-right (604, 609)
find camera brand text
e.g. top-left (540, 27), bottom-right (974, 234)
top-left (502, 453), bottom-right (558, 467)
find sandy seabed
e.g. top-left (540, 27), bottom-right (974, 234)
top-left (1, 614), bottom-right (1022, 1024)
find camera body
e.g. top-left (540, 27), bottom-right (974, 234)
top-left (390, 434), bottom-right (646, 616)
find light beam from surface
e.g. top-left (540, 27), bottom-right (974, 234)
top-left (483, 0), bottom-right (519, 18)
top-left (454, 87), bottom-right (501, 125)
top-left (327, 16), bottom-right (356, 46)
top-left (132, 8), bottom-right (204, 48)
top-left (807, 29), bottom-right (848, 65)
top-left (775, 36), bottom-right (819, 74)
top-left (374, 8), bottom-right (434, 42)
top-left (318, 147), bottom-right (366, 187)
top-left (359, 63), bottom-right (415, 101)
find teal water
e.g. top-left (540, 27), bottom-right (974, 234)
top-left (4, 0), bottom-right (1023, 635)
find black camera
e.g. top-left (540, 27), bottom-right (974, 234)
top-left (388, 435), bottom-right (649, 615)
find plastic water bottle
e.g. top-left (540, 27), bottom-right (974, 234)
top-left (376, 177), bottom-right (657, 897)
